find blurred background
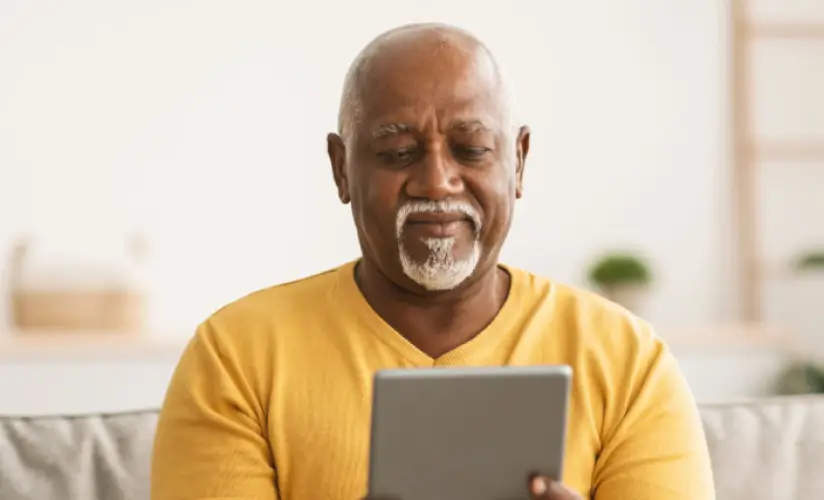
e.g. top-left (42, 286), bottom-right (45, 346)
top-left (0, 0), bottom-right (822, 415)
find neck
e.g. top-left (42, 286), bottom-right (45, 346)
top-left (355, 257), bottom-right (510, 358)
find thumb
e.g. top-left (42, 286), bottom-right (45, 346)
top-left (529, 475), bottom-right (580, 499)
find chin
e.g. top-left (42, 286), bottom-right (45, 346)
top-left (399, 240), bottom-right (482, 292)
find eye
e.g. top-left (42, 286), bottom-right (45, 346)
top-left (377, 148), bottom-right (418, 166)
top-left (453, 145), bottom-right (491, 162)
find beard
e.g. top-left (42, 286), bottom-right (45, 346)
top-left (395, 200), bottom-right (482, 291)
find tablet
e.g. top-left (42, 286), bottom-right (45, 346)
top-left (367, 365), bottom-right (572, 500)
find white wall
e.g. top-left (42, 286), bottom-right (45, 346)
top-left (1, 0), bottom-right (817, 338)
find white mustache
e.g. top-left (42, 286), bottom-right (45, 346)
top-left (395, 200), bottom-right (482, 239)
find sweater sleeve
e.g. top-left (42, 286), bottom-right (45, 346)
top-left (151, 321), bottom-right (279, 500)
top-left (591, 326), bottom-right (715, 500)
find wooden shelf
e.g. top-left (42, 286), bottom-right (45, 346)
top-left (748, 21), bottom-right (824, 39)
top-left (665, 323), bottom-right (797, 352)
top-left (0, 331), bottom-right (189, 358)
top-left (730, 0), bottom-right (824, 322)
top-left (752, 141), bottom-right (824, 162)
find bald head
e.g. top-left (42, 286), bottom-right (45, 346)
top-left (337, 23), bottom-right (517, 144)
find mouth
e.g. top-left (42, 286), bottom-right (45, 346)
top-left (405, 212), bottom-right (471, 224)
top-left (403, 213), bottom-right (472, 238)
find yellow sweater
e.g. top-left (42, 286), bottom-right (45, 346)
top-left (151, 260), bottom-right (714, 499)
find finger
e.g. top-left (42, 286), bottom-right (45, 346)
top-left (529, 475), bottom-right (552, 498)
top-left (529, 475), bottom-right (581, 499)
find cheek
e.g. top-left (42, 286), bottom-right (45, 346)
top-left (471, 176), bottom-right (515, 237)
top-left (352, 171), bottom-right (403, 237)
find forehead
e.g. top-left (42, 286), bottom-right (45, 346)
top-left (355, 40), bottom-right (507, 134)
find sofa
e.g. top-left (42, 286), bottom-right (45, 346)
top-left (1, 396), bottom-right (823, 499)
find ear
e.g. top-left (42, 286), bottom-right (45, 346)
top-left (327, 133), bottom-right (351, 204)
top-left (514, 125), bottom-right (530, 199)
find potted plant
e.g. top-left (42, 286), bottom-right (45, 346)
top-left (586, 252), bottom-right (652, 312)
top-left (775, 359), bottom-right (824, 395)
top-left (796, 250), bottom-right (824, 273)
top-left (784, 249), bottom-right (824, 355)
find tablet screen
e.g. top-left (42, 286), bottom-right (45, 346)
top-left (368, 365), bottom-right (571, 500)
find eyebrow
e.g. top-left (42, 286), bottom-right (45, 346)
top-left (450, 119), bottom-right (493, 134)
top-left (371, 123), bottom-right (414, 139)
top-left (370, 119), bottom-right (494, 139)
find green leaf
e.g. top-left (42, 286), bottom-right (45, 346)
top-left (587, 253), bottom-right (652, 286)
top-left (797, 251), bottom-right (824, 271)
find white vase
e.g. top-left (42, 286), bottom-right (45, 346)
top-left (600, 283), bottom-right (648, 313)
top-left (786, 270), bottom-right (824, 357)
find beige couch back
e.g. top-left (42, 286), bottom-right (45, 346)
top-left (700, 396), bottom-right (824, 498)
top-left (1, 396), bottom-right (823, 499)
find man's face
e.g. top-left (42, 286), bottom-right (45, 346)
top-left (329, 37), bottom-right (529, 292)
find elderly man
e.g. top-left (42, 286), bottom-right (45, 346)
top-left (151, 23), bottom-right (715, 500)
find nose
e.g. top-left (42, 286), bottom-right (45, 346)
top-left (404, 144), bottom-right (464, 200)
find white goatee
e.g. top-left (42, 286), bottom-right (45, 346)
top-left (396, 200), bottom-right (482, 291)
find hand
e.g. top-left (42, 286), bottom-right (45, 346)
top-left (529, 475), bottom-right (583, 499)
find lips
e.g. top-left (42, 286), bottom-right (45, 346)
top-left (407, 221), bottom-right (467, 238)
top-left (405, 212), bottom-right (471, 224)
top-left (403, 213), bottom-right (472, 238)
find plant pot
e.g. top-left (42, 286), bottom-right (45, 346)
top-left (786, 270), bottom-right (824, 357)
top-left (599, 283), bottom-right (648, 313)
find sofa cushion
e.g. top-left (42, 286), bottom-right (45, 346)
top-left (0, 410), bottom-right (157, 500)
top-left (700, 396), bottom-right (824, 500)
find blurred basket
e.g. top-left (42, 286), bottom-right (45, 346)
top-left (11, 290), bottom-right (146, 331)
top-left (7, 238), bottom-right (147, 332)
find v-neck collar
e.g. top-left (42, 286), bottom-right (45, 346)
top-left (333, 260), bottom-right (525, 367)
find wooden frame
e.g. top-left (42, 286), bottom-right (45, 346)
top-left (751, 22), bottom-right (824, 39)
top-left (730, 0), bottom-right (824, 322)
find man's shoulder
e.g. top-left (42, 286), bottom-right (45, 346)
top-left (506, 264), bottom-right (660, 350)
top-left (204, 261), bottom-right (351, 331)
top-left (507, 263), bottom-right (641, 320)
